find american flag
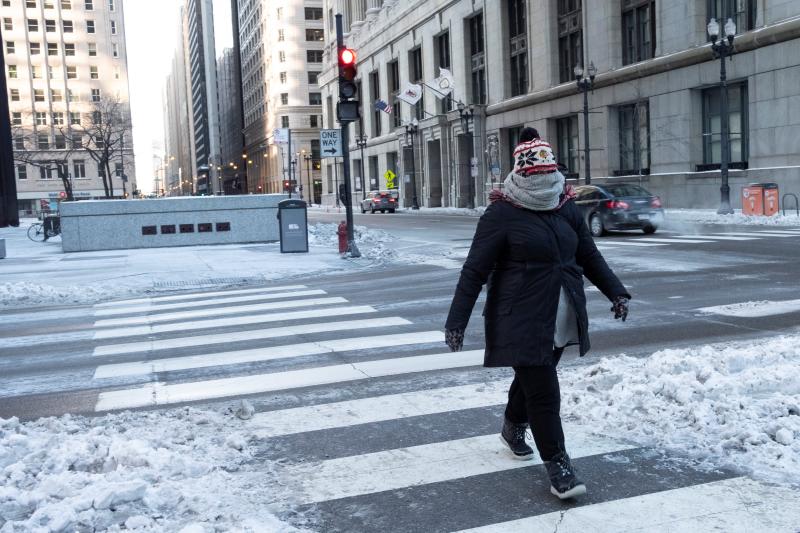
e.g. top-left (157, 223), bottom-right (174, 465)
top-left (374, 99), bottom-right (393, 114)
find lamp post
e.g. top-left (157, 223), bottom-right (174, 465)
top-left (575, 61), bottom-right (597, 185)
top-left (404, 118), bottom-right (420, 209)
top-left (291, 156), bottom-right (298, 197)
top-left (355, 133), bottom-right (367, 199)
top-left (708, 17), bottom-right (737, 215)
top-left (304, 154), bottom-right (313, 206)
top-left (298, 150), bottom-right (305, 200)
top-left (457, 101), bottom-right (475, 209)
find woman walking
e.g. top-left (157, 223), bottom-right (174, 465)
top-left (444, 129), bottom-right (630, 499)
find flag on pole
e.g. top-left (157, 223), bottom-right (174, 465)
top-left (432, 68), bottom-right (455, 98)
top-left (397, 83), bottom-right (423, 105)
top-left (374, 99), bottom-right (393, 114)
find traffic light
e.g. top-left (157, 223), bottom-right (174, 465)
top-left (337, 47), bottom-right (360, 122)
top-left (283, 180), bottom-right (291, 192)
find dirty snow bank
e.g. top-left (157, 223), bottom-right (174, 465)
top-left (665, 209), bottom-right (800, 227)
top-left (306, 222), bottom-right (394, 248)
top-left (564, 335), bottom-right (800, 485)
top-left (0, 408), bottom-right (303, 532)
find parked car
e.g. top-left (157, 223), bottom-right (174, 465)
top-left (361, 191), bottom-right (398, 214)
top-left (574, 183), bottom-right (664, 237)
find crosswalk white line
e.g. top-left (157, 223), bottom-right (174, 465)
top-left (93, 285), bottom-right (309, 308)
top-left (673, 234), bottom-right (758, 241)
top-left (283, 424), bottom-right (635, 505)
top-left (455, 477), bottom-right (800, 533)
top-left (93, 289), bottom-right (328, 317)
top-left (748, 229), bottom-right (800, 235)
top-left (597, 240), bottom-right (665, 247)
top-left (635, 237), bottom-right (715, 244)
top-left (93, 330), bottom-right (445, 379)
top-left (93, 297), bottom-right (349, 328)
top-left (95, 349), bottom-right (485, 411)
top-left (251, 381), bottom-right (509, 439)
top-left (92, 305), bottom-right (377, 340)
top-left (716, 232), bottom-right (800, 238)
top-left (93, 317), bottom-right (412, 357)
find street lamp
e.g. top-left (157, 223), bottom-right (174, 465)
top-left (355, 133), bottom-right (368, 199)
top-left (708, 17), bottom-right (737, 215)
top-left (457, 101), bottom-right (475, 208)
top-left (304, 154), bottom-right (313, 206)
top-left (404, 118), bottom-right (420, 210)
top-left (575, 61), bottom-right (597, 184)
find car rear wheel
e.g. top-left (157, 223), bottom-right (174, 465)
top-left (642, 224), bottom-right (657, 235)
top-left (389, 209), bottom-right (395, 213)
top-left (381, 209), bottom-right (386, 213)
top-left (589, 214), bottom-right (605, 238)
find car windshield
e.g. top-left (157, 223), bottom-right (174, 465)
top-left (603, 184), bottom-right (652, 197)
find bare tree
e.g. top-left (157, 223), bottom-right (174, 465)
top-left (72, 97), bottom-right (132, 198)
top-left (12, 119), bottom-right (80, 201)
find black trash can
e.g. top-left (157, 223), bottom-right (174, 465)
top-left (277, 199), bottom-right (308, 253)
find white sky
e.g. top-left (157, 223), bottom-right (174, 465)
top-left (124, 0), bottom-right (233, 194)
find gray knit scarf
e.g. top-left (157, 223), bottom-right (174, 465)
top-left (502, 170), bottom-right (566, 211)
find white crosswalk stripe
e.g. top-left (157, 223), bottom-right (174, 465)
top-left (93, 284), bottom-right (309, 308)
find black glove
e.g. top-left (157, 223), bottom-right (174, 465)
top-left (611, 296), bottom-right (629, 322)
top-left (445, 328), bottom-right (465, 352)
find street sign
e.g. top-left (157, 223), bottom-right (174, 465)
top-left (470, 158), bottom-right (479, 178)
top-left (320, 129), bottom-right (343, 158)
top-left (384, 169), bottom-right (397, 189)
top-left (273, 128), bottom-right (289, 144)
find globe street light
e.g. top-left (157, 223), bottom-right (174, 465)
top-left (575, 61), bottom-right (597, 185)
top-left (404, 118), bottom-right (420, 210)
top-left (708, 17), bottom-right (737, 215)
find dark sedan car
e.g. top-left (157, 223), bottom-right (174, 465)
top-left (574, 183), bottom-right (664, 237)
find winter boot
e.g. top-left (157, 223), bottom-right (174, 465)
top-left (499, 418), bottom-right (534, 460)
top-left (545, 452), bottom-right (587, 499)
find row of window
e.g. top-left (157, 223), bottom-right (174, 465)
top-left (277, 70), bottom-right (320, 86)
top-left (275, 6), bottom-right (322, 20)
top-left (1, 0), bottom-right (114, 10)
top-left (8, 63), bottom-right (120, 80)
top-left (15, 161), bottom-right (123, 181)
top-left (278, 92), bottom-right (321, 106)
top-left (278, 115), bottom-right (323, 129)
top-left (2, 17), bottom-right (116, 34)
top-left (7, 86), bottom-right (102, 101)
top-left (6, 41), bottom-right (119, 57)
top-left (11, 109), bottom-right (104, 126)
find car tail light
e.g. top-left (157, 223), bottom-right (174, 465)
top-left (373, 198), bottom-right (381, 203)
top-left (651, 197), bottom-right (662, 208)
top-left (605, 200), bottom-right (630, 210)
top-left (389, 198), bottom-right (396, 202)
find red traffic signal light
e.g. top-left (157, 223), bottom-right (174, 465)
top-left (339, 47), bottom-right (358, 87)
top-left (58, 191), bottom-right (66, 199)
top-left (283, 180), bottom-right (291, 192)
top-left (339, 48), bottom-right (356, 67)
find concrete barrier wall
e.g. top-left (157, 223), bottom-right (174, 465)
top-left (60, 195), bottom-right (283, 252)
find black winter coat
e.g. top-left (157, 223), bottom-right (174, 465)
top-left (445, 199), bottom-right (630, 367)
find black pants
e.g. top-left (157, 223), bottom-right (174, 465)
top-left (503, 347), bottom-right (565, 461)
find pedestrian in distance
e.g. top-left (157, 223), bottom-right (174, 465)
top-left (444, 127), bottom-right (631, 500)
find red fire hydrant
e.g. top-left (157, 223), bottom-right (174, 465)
top-left (337, 221), bottom-right (348, 255)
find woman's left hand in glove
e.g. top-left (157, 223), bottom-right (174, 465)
top-left (611, 296), bottom-right (629, 322)
top-left (445, 328), bottom-right (465, 352)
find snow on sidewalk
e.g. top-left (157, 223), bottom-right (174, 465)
top-left (665, 208), bottom-right (800, 227)
top-left (0, 223), bottom-right (393, 310)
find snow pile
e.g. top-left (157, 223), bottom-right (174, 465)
top-left (0, 409), bottom-right (302, 532)
top-left (665, 209), bottom-right (800, 227)
top-left (564, 335), bottom-right (800, 485)
top-left (307, 223), bottom-right (395, 248)
top-left (0, 281), bottom-right (140, 309)
top-left (697, 299), bottom-right (800, 318)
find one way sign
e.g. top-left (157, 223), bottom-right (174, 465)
top-left (320, 129), bottom-right (342, 158)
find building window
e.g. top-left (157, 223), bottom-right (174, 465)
top-left (65, 43), bottom-right (75, 55)
top-left (34, 90), bottom-right (45, 102)
top-left (61, 0), bottom-right (72, 9)
top-left (280, 93), bottom-right (288, 105)
top-left (701, 82), bottom-right (749, 168)
top-left (51, 89), bottom-right (63, 102)
top-left (86, 20), bottom-right (95, 33)
top-left (555, 115), bottom-right (580, 177)
top-left (622, 0), bottom-right (655, 65)
top-left (278, 29), bottom-right (284, 41)
top-left (114, 66), bottom-right (120, 79)
top-left (617, 101), bottom-right (650, 174)
top-left (73, 160), bottom-right (86, 178)
top-left (3, 18), bottom-right (12, 31)
top-left (26, 0), bottom-right (36, 6)
top-left (467, 13), bottom-right (486, 105)
top-left (2, 0), bottom-right (9, 6)
top-left (90, 66), bottom-right (98, 79)
top-left (281, 116), bottom-right (289, 128)
top-left (35, 111), bottom-right (47, 125)
top-left (309, 92), bottom-right (322, 105)
top-left (63, 20), bottom-right (73, 32)
top-left (308, 71), bottom-right (319, 84)
top-left (28, 19), bottom-right (38, 32)
top-left (43, 0), bottom-right (54, 8)
top-left (310, 115), bottom-right (319, 128)
top-left (388, 59), bottom-right (401, 128)
top-left (84, 0), bottom-right (92, 9)
top-left (45, 19), bottom-right (56, 32)
top-left (305, 7), bottom-right (323, 20)
top-left (507, 0), bottom-right (528, 97)
top-left (48, 43), bottom-right (58, 55)
top-left (110, 20), bottom-right (116, 34)
top-left (52, 112), bottom-right (64, 126)
top-left (305, 29), bottom-right (324, 41)
top-left (4, 41), bottom-right (13, 54)
top-left (707, 0), bottom-right (756, 33)
top-left (17, 165), bottom-right (28, 180)
top-left (54, 135), bottom-right (66, 149)
top-left (279, 50), bottom-right (285, 62)
top-left (10, 89), bottom-right (20, 101)
top-left (91, 110), bottom-right (101, 123)
top-left (370, 69), bottom-right (381, 137)
top-left (114, 163), bottom-right (122, 177)
top-left (7, 65), bottom-right (17, 78)
top-left (38, 135), bottom-right (49, 150)
top-left (14, 136), bottom-right (25, 150)
top-left (70, 112), bottom-right (81, 125)
top-left (307, 49), bottom-right (323, 63)
top-left (108, 0), bottom-right (114, 10)
top-left (91, 88), bottom-right (100, 102)
top-left (112, 43), bottom-right (118, 57)
top-left (68, 90), bottom-right (78, 102)
top-left (30, 42), bottom-right (41, 55)
top-left (279, 72), bottom-right (287, 83)
top-left (409, 47), bottom-right (424, 120)
top-left (32, 65), bottom-right (42, 78)
top-left (66, 66), bottom-right (77, 78)
top-left (558, 0), bottom-right (583, 83)
top-left (435, 31), bottom-right (452, 113)
top-left (88, 42), bottom-right (96, 56)
top-left (11, 112), bottom-right (22, 125)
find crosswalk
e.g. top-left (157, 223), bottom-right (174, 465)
top-left (3, 280), bottom-right (800, 531)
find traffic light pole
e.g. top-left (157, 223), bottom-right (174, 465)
top-left (336, 14), bottom-right (360, 258)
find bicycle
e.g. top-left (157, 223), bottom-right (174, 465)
top-left (27, 216), bottom-right (61, 242)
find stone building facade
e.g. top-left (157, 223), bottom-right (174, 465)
top-left (319, 0), bottom-right (800, 209)
top-left (2, 0), bottom-right (136, 214)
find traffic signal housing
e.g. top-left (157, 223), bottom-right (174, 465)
top-left (337, 47), bottom-right (360, 122)
top-left (283, 180), bottom-right (292, 192)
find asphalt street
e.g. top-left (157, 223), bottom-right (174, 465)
top-left (2, 212), bottom-right (800, 531)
